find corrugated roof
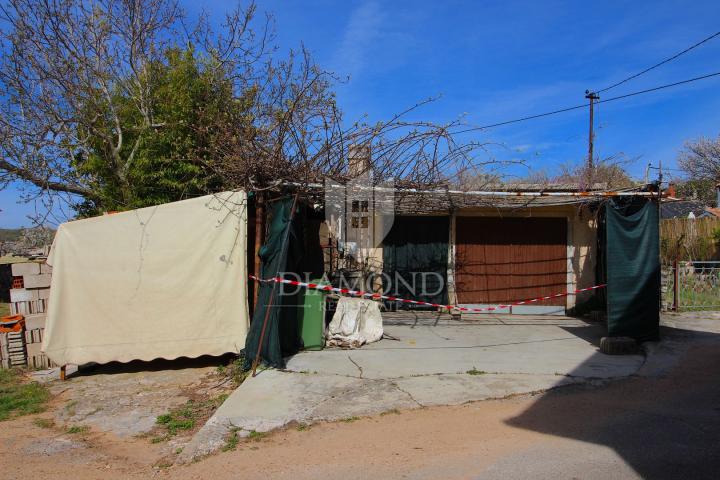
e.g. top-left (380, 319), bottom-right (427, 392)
top-left (392, 190), bottom-right (607, 214)
top-left (479, 182), bottom-right (609, 192)
top-left (293, 181), bottom-right (652, 214)
top-left (660, 200), bottom-right (713, 219)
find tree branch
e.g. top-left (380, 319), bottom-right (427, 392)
top-left (0, 158), bottom-right (98, 199)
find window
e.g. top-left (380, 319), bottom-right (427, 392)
top-left (351, 200), bottom-right (369, 212)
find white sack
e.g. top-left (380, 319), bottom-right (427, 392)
top-left (43, 191), bottom-right (249, 365)
top-left (326, 297), bottom-right (383, 348)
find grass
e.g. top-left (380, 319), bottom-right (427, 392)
top-left (154, 394), bottom-right (229, 440)
top-left (0, 368), bottom-right (50, 421)
top-left (678, 286), bottom-right (720, 311)
top-left (216, 354), bottom-right (249, 388)
top-left (380, 408), bottom-right (401, 416)
top-left (0, 302), bottom-right (9, 317)
top-left (466, 367), bottom-right (487, 375)
top-left (64, 399), bottom-right (78, 416)
top-left (247, 430), bottom-right (266, 441)
top-left (66, 424), bottom-right (90, 434)
top-left (340, 416), bottom-right (360, 423)
top-left (156, 409), bottom-right (195, 435)
top-left (222, 429), bottom-right (241, 451)
top-left (221, 428), bottom-right (267, 452)
top-left (33, 417), bottom-right (55, 429)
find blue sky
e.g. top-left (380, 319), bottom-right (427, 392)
top-left (2, 0), bottom-right (720, 227)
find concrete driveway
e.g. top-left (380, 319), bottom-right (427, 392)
top-left (286, 312), bottom-right (643, 379)
top-left (181, 312), bottom-right (649, 461)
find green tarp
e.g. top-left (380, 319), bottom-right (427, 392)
top-left (382, 216), bottom-right (449, 308)
top-left (605, 197), bottom-right (660, 341)
top-left (244, 198), bottom-right (304, 369)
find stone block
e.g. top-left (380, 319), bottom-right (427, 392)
top-left (24, 314), bottom-right (47, 330)
top-left (25, 341), bottom-right (44, 357)
top-left (11, 262), bottom-right (41, 276)
top-left (24, 328), bottom-right (44, 344)
top-left (36, 288), bottom-right (51, 300)
top-left (10, 288), bottom-right (36, 303)
top-left (10, 299), bottom-right (46, 316)
top-left (23, 274), bottom-right (51, 289)
top-left (28, 353), bottom-right (54, 369)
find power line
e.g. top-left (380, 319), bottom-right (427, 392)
top-left (596, 30), bottom-right (720, 94)
top-left (455, 104), bottom-right (588, 132)
top-left (598, 70), bottom-right (720, 102)
top-left (455, 71), bottom-right (720, 133)
top-left (649, 166), bottom-right (685, 172)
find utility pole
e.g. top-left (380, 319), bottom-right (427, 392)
top-left (585, 90), bottom-right (600, 190)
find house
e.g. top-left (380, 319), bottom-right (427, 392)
top-left (660, 182), bottom-right (720, 219)
top-left (661, 200), bottom-right (717, 219)
top-left (381, 184), bottom-right (604, 315)
top-left (245, 181), bottom-right (660, 368)
top-left (247, 182), bottom-right (660, 318)
top-left (34, 182), bottom-right (661, 371)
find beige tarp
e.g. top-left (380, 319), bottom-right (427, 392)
top-left (43, 191), bottom-right (249, 366)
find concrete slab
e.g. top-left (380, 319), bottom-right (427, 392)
top-left (179, 370), bottom-right (417, 462)
top-left (181, 314), bottom-right (653, 462)
top-left (285, 322), bottom-right (644, 379)
top-left (394, 373), bottom-right (586, 407)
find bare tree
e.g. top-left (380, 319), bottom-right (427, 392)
top-left (0, 0), bottom-right (497, 220)
top-left (679, 136), bottom-right (720, 183)
top-left (0, 0), bottom-right (187, 202)
top-left (18, 226), bottom-right (55, 250)
top-left (555, 155), bottom-right (637, 190)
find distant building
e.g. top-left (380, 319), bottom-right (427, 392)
top-left (660, 200), bottom-right (718, 219)
top-left (660, 183), bottom-right (720, 219)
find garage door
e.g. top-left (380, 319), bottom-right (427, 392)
top-left (455, 217), bottom-right (568, 313)
top-left (383, 216), bottom-right (449, 308)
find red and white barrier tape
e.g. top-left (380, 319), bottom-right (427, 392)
top-left (249, 274), bottom-right (606, 313)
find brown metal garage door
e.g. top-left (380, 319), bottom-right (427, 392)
top-left (455, 217), bottom-right (567, 307)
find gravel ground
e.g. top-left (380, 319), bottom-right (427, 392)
top-left (1, 314), bottom-right (719, 479)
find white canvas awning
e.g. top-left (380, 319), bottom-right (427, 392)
top-left (43, 191), bottom-right (250, 366)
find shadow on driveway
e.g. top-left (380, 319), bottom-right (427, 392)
top-left (505, 325), bottom-right (720, 479)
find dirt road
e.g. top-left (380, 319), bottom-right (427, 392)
top-left (2, 342), bottom-right (720, 479)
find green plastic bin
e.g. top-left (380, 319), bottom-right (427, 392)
top-left (298, 279), bottom-right (326, 350)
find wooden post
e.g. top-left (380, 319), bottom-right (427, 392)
top-left (60, 365), bottom-right (66, 381)
top-left (584, 90), bottom-right (599, 189)
top-left (673, 258), bottom-right (680, 312)
top-left (251, 194), bottom-right (300, 377)
top-left (253, 192), bottom-right (265, 310)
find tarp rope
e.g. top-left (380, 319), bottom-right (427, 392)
top-left (249, 274), bottom-right (606, 313)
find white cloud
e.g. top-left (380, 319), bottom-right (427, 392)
top-left (332, 2), bottom-right (385, 77)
